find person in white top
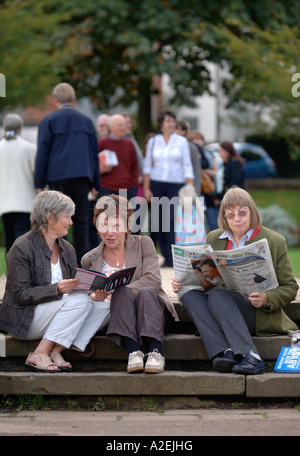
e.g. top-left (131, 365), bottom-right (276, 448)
top-left (0, 114), bottom-right (37, 255)
top-left (143, 109), bottom-right (194, 267)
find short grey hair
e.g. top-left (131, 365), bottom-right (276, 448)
top-left (52, 82), bottom-right (76, 104)
top-left (3, 114), bottom-right (23, 140)
top-left (30, 190), bottom-right (75, 232)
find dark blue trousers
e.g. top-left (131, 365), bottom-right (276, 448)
top-left (49, 177), bottom-right (91, 266)
top-left (150, 180), bottom-right (183, 265)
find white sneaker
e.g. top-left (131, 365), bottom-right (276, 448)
top-left (145, 349), bottom-right (165, 373)
top-left (127, 350), bottom-right (144, 373)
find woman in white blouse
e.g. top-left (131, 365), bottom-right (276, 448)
top-left (143, 110), bottom-right (194, 267)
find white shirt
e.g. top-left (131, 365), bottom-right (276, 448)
top-left (101, 259), bottom-right (125, 277)
top-left (51, 259), bottom-right (63, 284)
top-left (219, 228), bottom-right (255, 249)
top-left (143, 133), bottom-right (194, 183)
top-left (0, 136), bottom-right (37, 216)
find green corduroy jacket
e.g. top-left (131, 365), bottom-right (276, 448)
top-left (206, 226), bottom-right (299, 336)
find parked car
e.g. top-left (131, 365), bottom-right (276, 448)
top-left (204, 142), bottom-right (277, 179)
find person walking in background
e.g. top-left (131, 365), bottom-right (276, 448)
top-left (34, 82), bottom-right (101, 266)
top-left (189, 130), bottom-right (220, 231)
top-left (218, 141), bottom-right (245, 192)
top-left (143, 109), bottom-right (194, 267)
top-left (88, 113), bottom-right (111, 250)
top-left (0, 114), bottom-right (37, 256)
top-left (96, 114), bottom-right (110, 139)
top-left (98, 114), bottom-right (139, 201)
top-left (210, 140), bottom-right (245, 224)
top-left (123, 113), bottom-right (144, 184)
top-left (176, 120), bottom-right (201, 196)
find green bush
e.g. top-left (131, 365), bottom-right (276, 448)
top-left (258, 204), bottom-right (299, 247)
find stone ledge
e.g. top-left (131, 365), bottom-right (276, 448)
top-left (0, 371), bottom-right (245, 396)
top-left (2, 370), bottom-right (300, 398)
top-left (246, 373), bottom-right (300, 398)
top-left (1, 334), bottom-right (292, 362)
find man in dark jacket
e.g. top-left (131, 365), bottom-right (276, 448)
top-left (34, 83), bottom-right (101, 265)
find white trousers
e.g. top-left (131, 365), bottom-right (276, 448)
top-left (24, 293), bottom-right (111, 352)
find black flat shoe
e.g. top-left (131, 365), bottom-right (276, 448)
top-left (161, 261), bottom-right (173, 268)
top-left (212, 350), bottom-right (240, 373)
top-left (232, 353), bottom-right (264, 375)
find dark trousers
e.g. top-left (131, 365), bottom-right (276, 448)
top-left (150, 180), bottom-right (183, 265)
top-left (99, 186), bottom-right (137, 201)
top-left (106, 286), bottom-right (170, 354)
top-left (182, 288), bottom-right (258, 360)
top-left (2, 212), bottom-right (31, 254)
top-left (49, 177), bottom-right (91, 266)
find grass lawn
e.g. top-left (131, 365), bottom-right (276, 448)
top-left (249, 189), bottom-right (300, 226)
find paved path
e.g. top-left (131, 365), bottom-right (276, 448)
top-left (1, 408), bottom-right (300, 436)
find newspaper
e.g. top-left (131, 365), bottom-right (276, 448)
top-left (172, 238), bottom-right (279, 300)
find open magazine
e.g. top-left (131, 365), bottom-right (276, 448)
top-left (73, 266), bottom-right (136, 292)
top-left (172, 239), bottom-right (278, 300)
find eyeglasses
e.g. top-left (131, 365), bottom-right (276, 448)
top-left (224, 209), bottom-right (249, 220)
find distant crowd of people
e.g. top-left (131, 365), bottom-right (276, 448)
top-left (0, 82), bottom-right (297, 377)
top-left (0, 81), bottom-right (246, 268)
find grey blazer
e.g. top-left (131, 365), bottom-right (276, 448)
top-left (0, 230), bottom-right (77, 338)
top-left (81, 235), bottom-right (178, 321)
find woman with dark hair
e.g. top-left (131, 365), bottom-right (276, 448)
top-left (143, 110), bottom-right (194, 267)
top-left (219, 141), bottom-right (245, 191)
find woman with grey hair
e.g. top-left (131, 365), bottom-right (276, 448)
top-left (0, 190), bottom-right (111, 372)
top-left (0, 113), bottom-right (37, 254)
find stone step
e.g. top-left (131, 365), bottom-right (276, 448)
top-left (1, 334), bottom-right (292, 362)
top-left (1, 273), bottom-right (300, 400)
top-left (0, 371), bottom-right (245, 397)
top-left (1, 370), bottom-right (300, 398)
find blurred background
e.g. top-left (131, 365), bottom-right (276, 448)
top-left (1, 0), bottom-right (300, 275)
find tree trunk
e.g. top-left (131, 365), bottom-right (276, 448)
top-left (137, 93), bottom-right (152, 147)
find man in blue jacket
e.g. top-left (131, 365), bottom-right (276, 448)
top-left (34, 82), bottom-right (101, 265)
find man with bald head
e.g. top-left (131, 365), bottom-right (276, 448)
top-left (98, 114), bottom-right (139, 200)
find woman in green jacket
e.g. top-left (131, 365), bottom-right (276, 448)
top-left (172, 187), bottom-right (298, 375)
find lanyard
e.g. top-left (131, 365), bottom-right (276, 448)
top-left (226, 226), bottom-right (261, 250)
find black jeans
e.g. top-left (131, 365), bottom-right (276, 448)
top-left (2, 212), bottom-right (31, 254)
top-left (150, 180), bottom-right (183, 265)
top-left (49, 177), bottom-right (91, 266)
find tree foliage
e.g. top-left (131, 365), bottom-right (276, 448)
top-left (1, 0), bottom-right (300, 137)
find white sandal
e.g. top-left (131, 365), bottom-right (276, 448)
top-left (50, 351), bottom-right (72, 372)
top-left (25, 353), bottom-right (61, 373)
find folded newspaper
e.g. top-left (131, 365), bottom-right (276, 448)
top-left (172, 239), bottom-right (279, 300)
